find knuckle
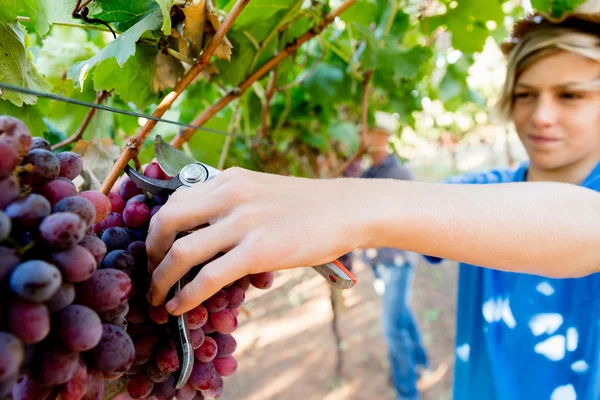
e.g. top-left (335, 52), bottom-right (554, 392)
top-left (169, 238), bottom-right (189, 265)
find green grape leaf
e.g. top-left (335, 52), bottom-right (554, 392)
top-left (68, 9), bottom-right (162, 89)
top-left (301, 63), bottom-right (346, 104)
top-left (531, 0), bottom-right (587, 20)
top-left (93, 45), bottom-right (158, 110)
top-left (353, 23), bottom-right (379, 70)
top-left (214, 31), bottom-right (256, 86)
top-left (154, 0), bottom-right (174, 33)
top-left (87, 0), bottom-right (158, 29)
top-left (329, 121), bottom-right (359, 154)
top-left (0, 0), bottom-right (78, 36)
top-left (225, 0), bottom-right (296, 29)
top-left (0, 19), bottom-right (51, 106)
top-left (340, 0), bottom-right (380, 26)
top-left (187, 117), bottom-right (229, 167)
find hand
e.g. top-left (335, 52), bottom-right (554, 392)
top-left (145, 167), bottom-right (367, 315)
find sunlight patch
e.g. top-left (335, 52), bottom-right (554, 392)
top-left (536, 281), bottom-right (555, 296)
top-left (550, 384), bottom-right (576, 400)
top-left (456, 344), bottom-right (470, 362)
top-left (534, 335), bottom-right (565, 361)
top-left (529, 313), bottom-right (563, 336)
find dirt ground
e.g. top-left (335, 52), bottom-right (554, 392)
top-left (219, 256), bottom-right (459, 400)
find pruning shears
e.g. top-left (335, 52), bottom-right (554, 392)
top-left (124, 135), bottom-right (357, 388)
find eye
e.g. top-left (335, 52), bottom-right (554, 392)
top-left (513, 92), bottom-right (532, 100)
top-left (559, 92), bottom-right (582, 100)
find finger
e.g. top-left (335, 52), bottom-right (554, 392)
top-left (146, 181), bottom-right (225, 271)
top-left (149, 222), bottom-right (240, 306)
top-left (166, 245), bottom-right (250, 315)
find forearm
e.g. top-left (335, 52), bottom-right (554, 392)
top-left (360, 179), bottom-right (600, 277)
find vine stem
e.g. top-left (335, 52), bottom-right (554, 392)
top-left (99, 0), bottom-right (252, 195)
top-left (171, 0), bottom-right (358, 148)
top-left (332, 70), bottom-right (372, 178)
top-left (51, 90), bottom-right (110, 151)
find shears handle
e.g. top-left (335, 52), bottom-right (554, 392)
top-left (311, 260), bottom-right (356, 289)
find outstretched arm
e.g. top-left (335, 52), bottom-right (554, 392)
top-left (145, 168), bottom-right (600, 315)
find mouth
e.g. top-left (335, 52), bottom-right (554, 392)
top-left (528, 135), bottom-right (561, 145)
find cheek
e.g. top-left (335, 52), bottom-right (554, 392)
top-left (562, 108), bottom-right (600, 150)
top-left (511, 106), bottom-right (530, 137)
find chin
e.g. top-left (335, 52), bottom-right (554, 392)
top-left (528, 154), bottom-right (569, 171)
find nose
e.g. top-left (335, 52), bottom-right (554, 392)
top-left (530, 95), bottom-right (558, 128)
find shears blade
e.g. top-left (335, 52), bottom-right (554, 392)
top-left (155, 135), bottom-right (198, 177)
top-left (124, 165), bottom-right (182, 195)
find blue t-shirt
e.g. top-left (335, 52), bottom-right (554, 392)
top-left (426, 161), bottom-right (600, 400)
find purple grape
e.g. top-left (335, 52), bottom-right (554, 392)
top-left (52, 245), bottom-right (97, 282)
top-left (187, 304), bottom-right (208, 330)
top-left (213, 333), bottom-right (237, 358)
top-left (0, 176), bottom-right (20, 209)
top-left (53, 196), bottom-right (96, 227)
top-left (21, 149), bottom-right (60, 186)
top-left (82, 369), bottom-right (104, 400)
top-left (125, 298), bottom-right (147, 323)
top-left (144, 361), bottom-right (170, 383)
top-left (123, 201), bottom-right (149, 229)
top-left (213, 355), bottom-right (238, 377)
top-left (79, 235), bottom-right (107, 264)
top-left (0, 246), bottom-right (20, 281)
top-left (101, 250), bottom-right (135, 276)
top-left (126, 194), bottom-right (148, 206)
top-left (0, 141), bottom-right (18, 179)
top-left (209, 309), bottom-right (238, 334)
top-left (39, 178), bottom-right (78, 206)
top-left (46, 282), bottom-right (75, 313)
top-left (98, 212), bottom-right (125, 232)
top-left (127, 372), bottom-right (154, 399)
top-left (57, 152), bottom-right (83, 180)
top-left (155, 341), bottom-right (179, 373)
top-left (144, 162), bottom-right (168, 180)
top-left (91, 324), bottom-right (135, 374)
top-left (30, 137), bottom-right (50, 151)
top-left (7, 300), bottom-right (50, 344)
top-left (40, 212), bottom-right (87, 250)
top-left (101, 227), bottom-right (130, 251)
top-left (5, 193), bottom-right (51, 228)
top-left (176, 383), bottom-right (197, 400)
top-left (133, 335), bottom-right (158, 366)
top-left (59, 357), bottom-right (87, 400)
top-left (194, 336), bottom-right (217, 363)
top-left (189, 361), bottom-right (218, 391)
top-left (29, 341), bottom-right (79, 386)
top-left (225, 285), bottom-right (245, 309)
top-left (0, 210), bottom-right (10, 242)
top-left (149, 204), bottom-right (162, 219)
top-left (152, 375), bottom-right (176, 400)
top-left (97, 302), bottom-right (129, 323)
top-left (200, 373), bottom-right (223, 398)
top-left (76, 269), bottom-right (132, 312)
top-left (9, 260), bottom-right (62, 303)
top-left (0, 332), bottom-right (24, 380)
top-left (119, 178), bottom-right (142, 201)
top-left (203, 290), bottom-right (228, 313)
top-left (0, 116), bottom-right (32, 158)
top-left (59, 305), bottom-right (103, 351)
top-left (190, 328), bottom-right (206, 350)
top-left (127, 241), bottom-right (147, 270)
top-left (250, 272), bottom-right (274, 289)
top-left (79, 191), bottom-right (111, 224)
top-left (0, 374), bottom-right (17, 398)
top-left (11, 375), bottom-right (51, 400)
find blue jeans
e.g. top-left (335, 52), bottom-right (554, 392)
top-left (373, 262), bottom-right (429, 400)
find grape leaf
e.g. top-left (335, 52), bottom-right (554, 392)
top-left (329, 122), bottom-right (359, 155)
top-left (152, 52), bottom-right (185, 92)
top-left (93, 45), bottom-right (158, 110)
top-left (531, 0), bottom-right (587, 20)
top-left (225, 0), bottom-right (296, 42)
top-left (0, 19), bottom-right (51, 106)
top-left (0, 0), bottom-right (78, 36)
top-left (301, 63), bottom-right (346, 104)
top-left (205, 1), bottom-right (233, 61)
top-left (154, 0), bottom-right (174, 33)
top-left (68, 9), bottom-right (163, 88)
top-left (88, 0), bottom-right (158, 29)
top-left (214, 31), bottom-right (255, 86)
top-left (340, 0), bottom-right (380, 26)
top-left (181, 0), bottom-right (207, 58)
top-left (352, 23), bottom-right (379, 70)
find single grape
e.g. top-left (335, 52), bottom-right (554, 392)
top-left (202, 320), bottom-right (216, 334)
top-left (40, 212), bottom-right (87, 250)
top-left (155, 341), bottom-right (179, 373)
top-left (144, 162), bottom-right (168, 180)
top-left (29, 341), bottom-right (79, 386)
top-left (194, 336), bottom-right (217, 363)
top-left (82, 369), bottom-right (104, 400)
top-left (0, 210), bottom-right (11, 242)
top-left (30, 137), bottom-right (50, 151)
top-left (11, 375), bottom-right (52, 400)
top-left (123, 201), bottom-right (149, 229)
top-left (190, 328), bottom-right (206, 350)
top-left (144, 361), bottom-right (170, 383)
top-left (5, 193), bottom-right (51, 228)
top-left (151, 375), bottom-right (176, 400)
top-left (125, 298), bottom-right (148, 323)
top-left (39, 178), bottom-right (78, 206)
top-left (98, 302), bottom-right (130, 323)
top-left (213, 355), bottom-right (238, 377)
top-left (0, 141), bottom-right (18, 179)
top-left (76, 269), bottom-right (132, 312)
top-left (101, 227), bottom-right (131, 251)
top-left (213, 334), bottom-right (237, 358)
top-left (52, 245), bottom-right (97, 282)
top-left (209, 308), bottom-right (238, 335)
top-left (127, 241), bottom-right (147, 271)
top-left (53, 196), bottom-right (96, 227)
top-left (7, 300), bottom-right (50, 344)
top-left (0, 176), bottom-right (20, 209)
top-left (187, 304), bottom-right (209, 330)
top-left (200, 374), bottom-right (223, 399)
top-left (108, 191), bottom-right (125, 214)
top-left (21, 149), bottom-right (60, 186)
top-left (176, 382), bottom-right (197, 400)
top-left (0, 115), bottom-right (32, 157)
top-left (79, 235), bottom-right (107, 264)
top-left (79, 191), bottom-right (111, 224)
top-left (224, 285), bottom-right (245, 309)
top-left (133, 336), bottom-right (158, 366)
top-left (59, 305), bottom-right (103, 351)
top-left (91, 324), bottom-right (135, 374)
top-left (119, 178), bottom-right (142, 201)
top-left (249, 272), bottom-right (274, 290)
top-left (149, 204), bottom-right (162, 219)
top-left (189, 361), bottom-right (218, 391)
top-left (0, 332), bottom-right (24, 380)
top-left (234, 275), bottom-right (250, 291)
top-left (57, 152), bottom-right (83, 180)
top-left (46, 282), bottom-right (75, 313)
top-left (9, 260), bottom-right (62, 303)
top-left (0, 246), bottom-right (20, 281)
top-left (101, 250), bottom-right (135, 276)
top-left (147, 303), bottom-right (168, 325)
top-left (127, 372), bottom-right (154, 399)
top-left (126, 194), bottom-right (148, 206)
top-left (98, 212), bottom-right (125, 231)
top-left (59, 357), bottom-right (87, 400)
top-left (204, 290), bottom-right (228, 313)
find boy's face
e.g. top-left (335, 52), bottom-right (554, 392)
top-left (511, 51), bottom-right (600, 172)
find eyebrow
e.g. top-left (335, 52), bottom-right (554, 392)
top-left (515, 79), bottom-right (600, 91)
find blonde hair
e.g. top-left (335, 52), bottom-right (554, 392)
top-left (496, 15), bottom-right (600, 121)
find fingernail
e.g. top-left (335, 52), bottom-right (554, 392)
top-left (166, 296), bottom-right (179, 314)
top-left (146, 289), bottom-right (153, 304)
